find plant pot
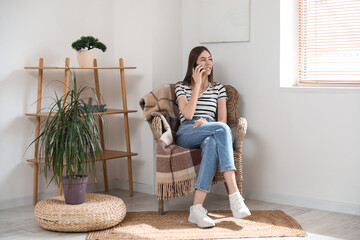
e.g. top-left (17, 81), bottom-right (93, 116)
top-left (62, 175), bottom-right (88, 205)
top-left (76, 50), bottom-right (94, 68)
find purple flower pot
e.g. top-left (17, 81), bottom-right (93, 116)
top-left (62, 175), bottom-right (88, 205)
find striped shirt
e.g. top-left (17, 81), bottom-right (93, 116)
top-left (175, 82), bottom-right (227, 123)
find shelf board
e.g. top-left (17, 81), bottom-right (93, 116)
top-left (26, 150), bottom-right (138, 164)
top-left (25, 108), bottom-right (137, 117)
top-left (24, 67), bottom-right (136, 70)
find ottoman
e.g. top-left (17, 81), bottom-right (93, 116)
top-left (34, 193), bottom-right (126, 232)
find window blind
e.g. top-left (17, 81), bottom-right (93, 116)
top-left (298, 0), bottom-right (360, 84)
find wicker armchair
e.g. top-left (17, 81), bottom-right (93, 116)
top-left (142, 84), bottom-right (247, 214)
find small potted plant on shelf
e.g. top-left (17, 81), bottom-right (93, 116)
top-left (30, 71), bottom-right (103, 205)
top-left (72, 36), bottom-right (107, 68)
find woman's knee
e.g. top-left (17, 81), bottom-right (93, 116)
top-left (201, 136), bottom-right (216, 149)
top-left (210, 122), bottom-right (231, 135)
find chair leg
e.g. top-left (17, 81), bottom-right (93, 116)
top-left (158, 199), bottom-right (164, 215)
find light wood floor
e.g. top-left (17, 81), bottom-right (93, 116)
top-left (0, 189), bottom-right (359, 240)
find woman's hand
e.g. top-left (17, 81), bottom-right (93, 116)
top-left (194, 118), bottom-right (207, 128)
top-left (192, 65), bottom-right (204, 87)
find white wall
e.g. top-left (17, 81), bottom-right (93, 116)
top-left (1, 0), bottom-right (359, 215)
top-left (0, 0), bottom-right (117, 209)
top-left (152, 0), bottom-right (183, 88)
top-left (111, 0), bottom-right (183, 192)
top-left (0, 0), bottom-right (182, 210)
top-left (110, 0), bottom-right (155, 194)
top-left (182, 0), bottom-right (360, 215)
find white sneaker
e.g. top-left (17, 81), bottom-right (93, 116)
top-left (229, 192), bottom-right (251, 219)
top-left (188, 204), bottom-right (215, 228)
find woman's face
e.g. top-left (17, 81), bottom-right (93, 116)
top-left (196, 50), bottom-right (213, 76)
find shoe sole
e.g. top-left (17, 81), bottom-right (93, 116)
top-left (232, 211), bottom-right (251, 219)
top-left (188, 216), bottom-right (215, 228)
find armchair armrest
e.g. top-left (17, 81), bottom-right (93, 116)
top-left (233, 117), bottom-right (247, 194)
top-left (151, 116), bottom-right (163, 142)
top-left (236, 117), bottom-right (248, 146)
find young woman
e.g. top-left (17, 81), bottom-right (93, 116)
top-left (175, 46), bottom-right (251, 228)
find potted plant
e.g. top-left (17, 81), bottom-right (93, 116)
top-left (30, 71), bottom-right (103, 204)
top-left (71, 36), bottom-right (107, 67)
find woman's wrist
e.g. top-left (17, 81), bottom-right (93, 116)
top-left (192, 83), bottom-right (201, 92)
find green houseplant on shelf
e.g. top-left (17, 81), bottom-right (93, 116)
top-left (72, 36), bottom-right (107, 68)
top-left (30, 71), bottom-right (103, 205)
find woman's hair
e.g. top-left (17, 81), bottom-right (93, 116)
top-left (182, 46), bottom-right (214, 87)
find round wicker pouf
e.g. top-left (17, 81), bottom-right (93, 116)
top-left (34, 193), bottom-right (126, 232)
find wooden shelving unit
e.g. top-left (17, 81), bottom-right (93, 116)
top-left (25, 109), bottom-right (137, 117)
top-left (26, 150), bottom-right (138, 164)
top-left (25, 57), bottom-right (137, 205)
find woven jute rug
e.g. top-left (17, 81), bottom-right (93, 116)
top-left (87, 210), bottom-right (306, 240)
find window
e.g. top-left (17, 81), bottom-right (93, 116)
top-left (298, 0), bottom-right (360, 84)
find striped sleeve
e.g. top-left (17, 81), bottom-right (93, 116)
top-left (217, 83), bottom-right (228, 100)
top-left (175, 84), bottom-right (186, 104)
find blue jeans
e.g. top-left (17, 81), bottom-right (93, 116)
top-left (175, 117), bottom-right (235, 192)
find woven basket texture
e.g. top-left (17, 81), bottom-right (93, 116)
top-left (34, 193), bottom-right (126, 232)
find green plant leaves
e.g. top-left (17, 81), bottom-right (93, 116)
top-left (32, 71), bottom-right (104, 186)
top-left (71, 36), bottom-right (107, 52)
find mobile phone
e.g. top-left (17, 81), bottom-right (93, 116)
top-left (193, 63), bottom-right (202, 71)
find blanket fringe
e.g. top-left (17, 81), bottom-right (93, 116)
top-left (156, 177), bottom-right (197, 200)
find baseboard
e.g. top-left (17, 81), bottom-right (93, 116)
top-left (114, 179), bottom-right (155, 195)
top-left (208, 185), bottom-right (360, 216)
top-left (244, 190), bottom-right (360, 216)
top-left (0, 179), bottom-right (154, 211)
top-left (0, 180), bottom-right (119, 211)
top-left (2, 181), bottom-right (358, 216)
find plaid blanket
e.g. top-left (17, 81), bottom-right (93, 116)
top-left (139, 84), bottom-right (202, 200)
top-left (139, 84), bottom-right (180, 137)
